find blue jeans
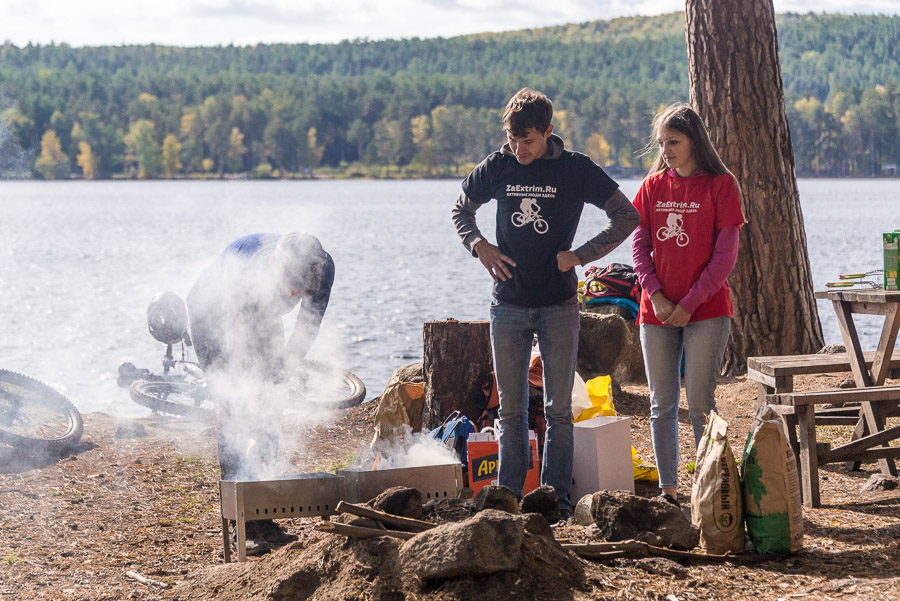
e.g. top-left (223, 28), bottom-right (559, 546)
top-left (490, 297), bottom-right (580, 511)
top-left (640, 317), bottom-right (731, 490)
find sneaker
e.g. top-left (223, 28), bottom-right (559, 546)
top-left (551, 507), bottom-right (572, 529)
top-left (256, 519), bottom-right (298, 545)
top-left (658, 493), bottom-right (680, 507)
top-left (231, 522), bottom-right (271, 557)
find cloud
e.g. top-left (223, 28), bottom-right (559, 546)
top-left (0, 0), bottom-right (896, 47)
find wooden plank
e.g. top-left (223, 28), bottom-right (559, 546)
top-left (746, 351), bottom-right (900, 377)
top-left (823, 424), bottom-right (900, 464)
top-left (815, 416), bottom-right (864, 426)
top-left (871, 304), bottom-right (900, 386)
top-left (770, 385), bottom-right (900, 406)
top-left (748, 367), bottom-right (777, 387)
top-left (832, 299), bottom-right (874, 387)
top-left (824, 447), bottom-right (900, 464)
top-left (858, 399), bottom-right (897, 476)
top-left (815, 290), bottom-right (900, 303)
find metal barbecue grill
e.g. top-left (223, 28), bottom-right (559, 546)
top-left (337, 462), bottom-right (463, 504)
top-left (220, 463), bottom-right (464, 562)
top-left (220, 472), bottom-right (345, 562)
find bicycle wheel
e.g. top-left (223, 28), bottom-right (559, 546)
top-left (130, 379), bottom-right (216, 421)
top-left (297, 360), bottom-right (366, 410)
top-left (0, 370), bottom-right (83, 451)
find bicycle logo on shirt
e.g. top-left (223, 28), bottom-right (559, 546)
top-left (511, 198), bottom-right (549, 234)
top-left (656, 213), bottom-right (689, 247)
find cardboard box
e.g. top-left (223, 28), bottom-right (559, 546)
top-left (884, 231), bottom-right (899, 291)
top-left (467, 431), bottom-right (540, 495)
top-left (571, 415), bottom-right (634, 501)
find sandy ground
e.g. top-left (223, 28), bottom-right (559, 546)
top-left (1, 372), bottom-right (899, 600)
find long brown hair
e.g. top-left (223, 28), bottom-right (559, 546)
top-left (644, 103), bottom-right (733, 177)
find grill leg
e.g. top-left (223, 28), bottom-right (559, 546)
top-left (222, 518), bottom-right (231, 563)
top-left (236, 516), bottom-right (247, 562)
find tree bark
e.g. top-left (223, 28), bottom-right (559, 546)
top-left (422, 320), bottom-right (492, 430)
top-left (685, 0), bottom-right (824, 374)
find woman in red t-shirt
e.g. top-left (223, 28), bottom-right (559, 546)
top-left (631, 103), bottom-right (745, 507)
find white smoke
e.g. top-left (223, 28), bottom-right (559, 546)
top-left (364, 424), bottom-right (460, 470)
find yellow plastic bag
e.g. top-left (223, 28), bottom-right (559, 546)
top-left (632, 446), bottom-right (659, 482)
top-left (577, 375), bottom-right (616, 421)
top-left (578, 376), bottom-right (659, 482)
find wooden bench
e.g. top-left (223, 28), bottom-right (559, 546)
top-left (766, 385), bottom-right (900, 507)
top-left (748, 352), bottom-right (900, 405)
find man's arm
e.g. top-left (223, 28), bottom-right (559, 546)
top-left (452, 192), bottom-right (516, 281)
top-left (451, 192), bottom-right (487, 256)
top-left (284, 254), bottom-right (334, 370)
top-left (573, 189), bottom-right (640, 265)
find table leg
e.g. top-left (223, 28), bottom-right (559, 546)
top-left (870, 304), bottom-right (900, 387)
top-left (797, 404), bottom-right (820, 507)
top-left (831, 300), bottom-right (873, 387)
top-left (833, 300), bottom-right (900, 475)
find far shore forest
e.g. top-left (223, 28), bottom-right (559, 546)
top-left (2, 12), bottom-right (900, 181)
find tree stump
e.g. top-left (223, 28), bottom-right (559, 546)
top-left (422, 320), bottom-right (492, 430)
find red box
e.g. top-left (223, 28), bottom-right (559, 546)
top-left (466, 431), bottom-right (540, 495)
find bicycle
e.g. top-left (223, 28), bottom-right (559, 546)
top-left (511, 204), bottom-right (549, 234)
top-left (118, 293), bottom-right (367, 420)
top-left (0, 369), bottom-right (84, 451)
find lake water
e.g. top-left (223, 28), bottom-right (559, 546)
top-left (0, 178), bottom-right (898, 415)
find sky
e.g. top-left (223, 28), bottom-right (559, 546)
top-left (1, 0), bottom-right (898, 47)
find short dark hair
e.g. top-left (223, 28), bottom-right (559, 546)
top-left (502, 88), bottom-right (553, 137)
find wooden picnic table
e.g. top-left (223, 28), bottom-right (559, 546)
top-left (749, 289), bottom-right (900, 507)
top-left (815, 289), bottom-right (900, 389)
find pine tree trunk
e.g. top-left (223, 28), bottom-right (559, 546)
top-left (685, 0), bottom-right (824, 374)
top-left (422, 320), bottom-right (492, 430)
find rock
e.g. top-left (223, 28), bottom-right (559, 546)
top-left (473, 485), bottom-right (519, 515)
top-left (521, 513), bottom-right (554, 539)
top-left (634, 557), bottom-right (689, 579)
top-left (115, 422), bottom-right (148, 439)
top-left (837, 378), bottom-right (857, 389)
top-left (369, 486), bottom-right (425, 521)
top-left (371, 381), bottom-right (426, 448)
top-left (862, 473), bottom-right (899, 492)
top-left (389, 362), bottom-right (424, 384)
top-left (573, 494), bottom-right (594, 526)
top-left (590, 490), bottom-right (700, 551)
top-left (818, 344), bottom-right (846, 354)
top-left (520, 485), bottom-right (559, 524)
top-left (578, 309), bottom-right (645, 386)
top-left (399, 509), bottom-right (524, 581)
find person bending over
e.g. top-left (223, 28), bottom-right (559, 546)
top-left (187, 232), bottom-right (334, 555)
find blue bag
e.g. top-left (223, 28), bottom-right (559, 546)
top-left (430, 410), bottom-right (477, 470)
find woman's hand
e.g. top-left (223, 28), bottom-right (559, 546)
top-left (474, 240), bottom-right (516, 282)
top-left (556, 250), bottom-right (580, 272)
top-left (650, 290), bottom-right (676, 323)
top-left (663, 305), bottom-right (692, 327)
